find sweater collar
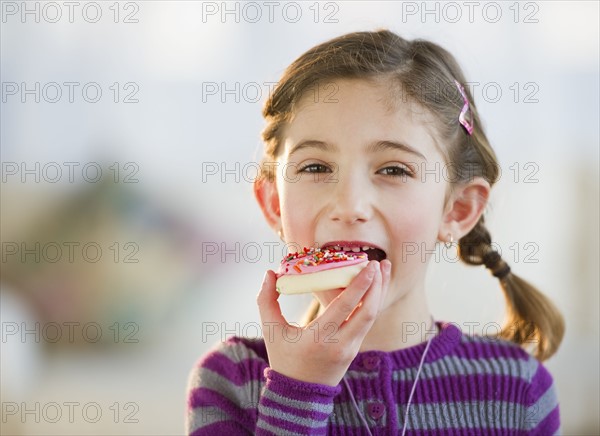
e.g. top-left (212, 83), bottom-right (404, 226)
top-left (349, 320), bottom-right (462, 370)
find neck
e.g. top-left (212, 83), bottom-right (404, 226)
top-left (358, 285), bottom-right (436, 352)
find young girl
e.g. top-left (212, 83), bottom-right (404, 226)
top-left (186, 29), bottom-right (564, 435)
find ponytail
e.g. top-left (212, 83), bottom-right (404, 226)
top-left (459, 217), bottom-right (565, 362)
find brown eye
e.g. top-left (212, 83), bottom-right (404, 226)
top-left (377, 166), bottom-right (412, 177)
top-left (299, 163), bottom-right (331, 173)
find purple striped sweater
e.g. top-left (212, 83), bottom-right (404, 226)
top-left (186, 321), bottom-right (560, 435)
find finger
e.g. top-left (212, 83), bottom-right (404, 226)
top-left (256, 270), bottom-right (287, 336)
top-left (379, 259), bottom-right (391, 310)
top-left (341, 261), bottom-right (384, 338)
top-left (318, 261), bottom-right (377, 328)
top-left (344, 261), bottom-right (387, 323)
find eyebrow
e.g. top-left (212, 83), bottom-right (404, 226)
top-left (289, 139), bottom-right (427, 161)
top-left (289, 140), bottom-right (335, 156)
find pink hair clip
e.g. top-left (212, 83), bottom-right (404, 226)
top-left (454, 80), bottom-right (474, 135)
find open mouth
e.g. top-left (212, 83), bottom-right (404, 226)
top-left (322, 244), bottom-right (387, 262)
top-left (363, 248), bottom-right (387, 261)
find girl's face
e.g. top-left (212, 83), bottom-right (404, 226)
top-left (272, 79), bottom-right (454, 307)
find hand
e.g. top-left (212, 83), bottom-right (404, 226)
top-left (256, 260), bottom-right (391, 387)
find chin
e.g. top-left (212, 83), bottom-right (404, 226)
top-left (313, 288), bottom-right (345, 307)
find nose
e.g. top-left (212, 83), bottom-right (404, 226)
top-left (328, 172), bottom-right (372, 224)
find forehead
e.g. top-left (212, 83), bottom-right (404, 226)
top-left (283, 78), bottom-right (444, 159)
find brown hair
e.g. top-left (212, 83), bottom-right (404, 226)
top-left (258, 29), bottom-right (564, 362)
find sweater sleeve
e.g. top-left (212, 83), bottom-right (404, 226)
top-left (186, 340), bottom-right (256, 435)
top-left (186, 339), bottom-right (340, 435)
top-left (522, 357), bottom-right (561, 435)
top-left (256, 367), bottom-right (340, 435)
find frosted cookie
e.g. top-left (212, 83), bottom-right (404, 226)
top-left (275, 247), bottom-right (369, 295)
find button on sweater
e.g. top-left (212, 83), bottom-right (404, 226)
top-left (186, 321), bottom-right (560, 435)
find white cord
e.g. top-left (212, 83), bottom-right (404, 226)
top-left (343, 377), bottom-right (373, 436)
top-left (343, 319), bottom-right (436, 436)
top-left (401, 336), bottom-right (433, 436)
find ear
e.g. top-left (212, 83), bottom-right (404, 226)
top-left (438, 177), bottom-right (491, 242)
top-left (254, 176), bottom-right (282, 232)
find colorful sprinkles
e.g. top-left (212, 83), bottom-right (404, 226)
top-left (282, 247), bottom-right (367, 273)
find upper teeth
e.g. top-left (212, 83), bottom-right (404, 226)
top-left (327, 245), bottom-right (374, 252)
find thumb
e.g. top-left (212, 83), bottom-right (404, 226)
top-left (256, 270), bottom-right (287, 334)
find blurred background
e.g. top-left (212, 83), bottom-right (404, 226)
top-left (1, 1), bottom-right (598, 434)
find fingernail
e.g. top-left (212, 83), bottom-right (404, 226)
top-left (367, 261), bottom-right (376, 277)
top-left (262, 271), bottom-right (270, 286)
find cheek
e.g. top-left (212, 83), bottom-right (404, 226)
top-left (388, 199), bottom-right (439, 242)
top-left (390, 213), bottom-right (432, 248)
top-left (279, 183), bottom-right (317, 242)
top-left (387, 183), bottom-right (447, 253)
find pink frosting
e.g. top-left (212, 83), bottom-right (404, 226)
top-left (276, 248), bottom-right (368, 278)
